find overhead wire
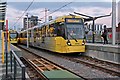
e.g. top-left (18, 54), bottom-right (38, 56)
top-left (39, 1), bottom-right (75, 20)
top-left (12, 0), bottom-right (75, 27)
top-left (12, 0), bottom-right (35, 27)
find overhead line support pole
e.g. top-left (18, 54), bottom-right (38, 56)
top-left (26, 13), bottom-right (29, 48)
top-left (112, 0), bottom-right (116, 45)
top-left (92, 18), bottom-right (95, 43)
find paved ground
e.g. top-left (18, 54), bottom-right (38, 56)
top-left (0, 39), bottom-right (3, 79)
top-left (86, 43), bottom-right (119, 48)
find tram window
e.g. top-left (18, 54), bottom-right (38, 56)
top-left (60, 25), bottom-right (66, 39)
top-left (61, 27), bottom-right (65, 39)
top-left (20, 33), bottom-right (23, 38)
top-left (53, 23), bottom-right (65, 38)
top-left (10, 33), bottom-right (17, 39)
top-left (56, 26), bottom-right (61, 36)
top-left (29, 31), bottom-right (31, 37)
top-left (25, 33), bottom-right (27, 38)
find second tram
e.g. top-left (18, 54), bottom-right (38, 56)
top-left (9, 30), bottom-right (18, 44)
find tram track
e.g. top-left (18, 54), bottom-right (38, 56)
top-left (17, 44), bottom-right (119, 79)
top-left (21, 57), bottom-right (47, 80)
top-left (17, 45), bottom-right (87, 80)
top-left (29, 45), bottom-right (120, 77)
top-left (60, 55), bottom-right (120, 77)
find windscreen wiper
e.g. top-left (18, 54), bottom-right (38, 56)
top-left (67, 32), bottom-right (78, 42)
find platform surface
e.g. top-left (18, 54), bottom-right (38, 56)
top-left (0, 39), bottom-right (2, 53)
top-left (86, 43), bottom-right (119, 53)
top-left (10, 44), bottom-right (21, 52)
top-left (0, 41), bottom-right (23, 79)
top-left (86, 43), bottom-right (120, 48)
top-left (85, 43), bottom-right (120, 64)
top-left (0, 39), bottom-right (3, 79)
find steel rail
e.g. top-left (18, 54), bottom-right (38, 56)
top-left (61, 56), bottom-right (120, 77)
top-left (17, 45), bottom-right (87, 80)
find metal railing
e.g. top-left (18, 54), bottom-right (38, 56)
top-left (10, 50), bottom-right (26, 80)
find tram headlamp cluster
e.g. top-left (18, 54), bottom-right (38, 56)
top-left (67, 40), bottom-right (71, 46)
top-left (82, 42), bottom-right (85, 45)
top-left (11, 39), bottom-right (16, 41)
top-left (82, 40), bottom-right (85, 45)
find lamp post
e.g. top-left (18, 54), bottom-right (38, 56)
top-left (26, 13), bottom-right (29, 48)
top-left (45, 8), bottom-right (49, 23)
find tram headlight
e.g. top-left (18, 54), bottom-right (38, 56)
top-left (82, 42), bottom-right (85, 45)
top-left (67, 40), bottom-right (71, 46)
top-left (82, 40), bottom-right (85, 45)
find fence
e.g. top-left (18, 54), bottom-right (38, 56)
top-left (10, 50), bottom-right (25, 80)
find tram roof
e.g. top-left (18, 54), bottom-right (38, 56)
top-left (19, 15), bottom-right (84, 33)
top-left (51, 15), bottom-right (82, 24)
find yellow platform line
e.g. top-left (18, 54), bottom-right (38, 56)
top-left (2, 31), bottom-right (4, 64)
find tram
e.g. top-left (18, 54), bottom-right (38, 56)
top-left (19, 15), bottom-right (86, 54)
top-left (9, 30), bottom-right (18, 44)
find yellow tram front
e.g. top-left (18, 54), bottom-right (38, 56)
top-left (9, 30), bottom-right (18, 44)
top-left (63, 18), bottom-right (85, 53)
top-left (51, 17), bottom-right (85, 53)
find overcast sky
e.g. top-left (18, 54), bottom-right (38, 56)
top-left (5, 0), bottom-right (119, 30)
top-left (4, 0), bottom-right (120, 2)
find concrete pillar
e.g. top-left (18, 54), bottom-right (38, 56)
top-left (112, 0), bottom-right (116, 45)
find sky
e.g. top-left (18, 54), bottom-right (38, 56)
top-left (118, 1), bottom-right (120, 23)
top-left (4, 0), bottom-right (119, 30)
top-left (3, 0), bottom-right (120, 2)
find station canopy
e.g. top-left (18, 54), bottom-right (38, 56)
top-left (0, 1), bottom-right (7, 30)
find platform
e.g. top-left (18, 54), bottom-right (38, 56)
top-left (10, 44), bottom-right (22, 58)
top-left (0, 39), bottom-right (29, 79)
top-left (85, 43), bottom-right (120, 64)
top-left (0, 39), bottom-right (3, 79)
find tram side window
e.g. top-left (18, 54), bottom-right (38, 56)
top-left (61, 27), bottom-right (66, 39)
top-left (54, 23), bottom-right (65, 39)
top-left (25, 33), bottom-right (27, 38)
top-left (20, 33), bottom-right (22, 38)
top-left (55, 26), bottom-right (62, 36)
top-left (29, 30), bottom-right (31, 38)
top-left (49, 24), bottom-right (55, 36)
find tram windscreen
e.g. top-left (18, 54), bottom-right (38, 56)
top-left (67, 24), bottom-right (84, 39)
top-left (10, 33), bottom-right (17, 39)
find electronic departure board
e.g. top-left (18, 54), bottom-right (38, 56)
top-left (65, 18), bottom-right (83, 24)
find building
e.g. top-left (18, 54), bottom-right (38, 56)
top-left (23, 16), bottom-right (38, 30)
top-left (0, 2), bottom-right (7, 30)
top-left (107, 23), bottom-right (120, 32)
top-left (87, 24), bottom-right (105, 34)
top-left (85, 24), bottom-right (106, 43)
top-left (107, 23), bottom-right (120, 44)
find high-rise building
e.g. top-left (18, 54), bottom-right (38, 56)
top-left (23, 16), bottom-right (38, 30)
top-left (0, 2), bottom-right (7, 30)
